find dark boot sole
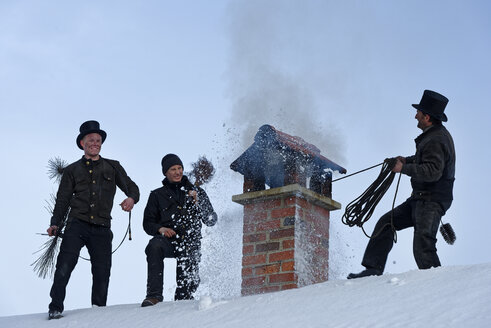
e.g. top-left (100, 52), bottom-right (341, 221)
top-left (48, 313), bottom-right (63, 320)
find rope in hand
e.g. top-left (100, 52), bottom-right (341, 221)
top-left (340, 158), bottom-right (401, 242)
top-left (332, 162), bottom-right (384, 182)
top-left (34, 211), bottom-right (133, 276)
top-left (79, 211), bottom-right (132, 261)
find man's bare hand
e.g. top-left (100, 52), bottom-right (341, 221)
top-left (120, 197), bottom-right (135, 212)
top-left (47, 225), bottom-right (58, 237)
top-left (188, 190), bottom-right (198, 204)
top-left (396, 156), bottom-right (406, 164)
top-left (158, 227), bottom-right (176, 238)
top-left (392, 158), bottom-right (403, 173)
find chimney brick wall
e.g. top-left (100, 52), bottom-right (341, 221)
top-left (233, 184), bottom-right (340, 295)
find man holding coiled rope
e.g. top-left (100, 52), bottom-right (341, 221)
top-left (348, 90), bottom-right (455, 279)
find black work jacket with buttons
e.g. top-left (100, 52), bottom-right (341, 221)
top-left (50, 156), bottom-right (140, 228)
top-left (142, 176), bottom-right (217, 240)
top-left (401, 124), bottom-right (456, 212)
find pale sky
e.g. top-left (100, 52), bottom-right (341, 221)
top-left (1, 0), bottom-right (490, 316)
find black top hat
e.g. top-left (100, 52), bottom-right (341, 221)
top-left (412, 90), bottom-right (449, 122)
top-left (76, 120), bottom-right (107, 149)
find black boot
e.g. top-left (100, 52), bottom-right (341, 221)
top-left (141, 298), bottom-right (161, 307)
top-left (347, 268), bottom-right (382, 279)
top-left (48, 310), bottom-right (63, 320)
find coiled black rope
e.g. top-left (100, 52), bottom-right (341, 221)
top-left (337, 158), bottom-right (456, 245)
top-left (341, 158), bottom-right (401, 241)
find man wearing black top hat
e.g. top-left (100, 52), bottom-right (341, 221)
top-left (46, 120), bottom-right (140, 319)
top-left (348, 90), bottom-right (456, 279)
top-left (140, 154), bottom-right (217, 307)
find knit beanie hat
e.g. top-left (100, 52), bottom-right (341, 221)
top-left (161, 154), bottom-right (183, 175)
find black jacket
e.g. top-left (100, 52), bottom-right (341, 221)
top-left (402, 124), bottom-right (456, 211)
top-left (143, 176), bottom-right (217, 240)
top-left (50, 156), bottom-right (140, 227)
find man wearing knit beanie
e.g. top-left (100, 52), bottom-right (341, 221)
top-left (161, 154), bottom-right (183, 176)
top-left (141, 153), bottom-right (217, 306)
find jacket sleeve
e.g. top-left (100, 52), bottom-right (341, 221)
top-left (50, 166), bottom-right (75, 227)
top-left (197, 188), bottom-right (217, 227)
top-left (405, 155), bottom-right (416, 164)
top-left (142, 191), bottom-right (163, 236)
top-left (401, 141), bottom-right (446, 182)
top-left (113, 161), bottom-right (140, 204)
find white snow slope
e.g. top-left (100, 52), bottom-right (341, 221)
top-left (2, 262), bottom-right (490, 328)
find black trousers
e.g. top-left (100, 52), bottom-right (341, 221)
top-left (362, 198), bottom-right (443, 272)
top-left (145, 235), bottom-right (201, 301)
top-left (49, 218), bottom-right (113, 312)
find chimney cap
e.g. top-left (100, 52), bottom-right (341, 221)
top-left (230, 124), bottom-right (346, 179)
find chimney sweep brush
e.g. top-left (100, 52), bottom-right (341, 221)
top-left (189, 156), bottom-right (215, 187)
top-left (440, 221), bottom-right (456, 245)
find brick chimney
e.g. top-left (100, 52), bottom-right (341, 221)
top-left (231, 125), bottom-right (346, 296)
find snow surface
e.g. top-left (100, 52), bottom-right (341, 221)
top-left (2, 262), bottom-right (490, 328)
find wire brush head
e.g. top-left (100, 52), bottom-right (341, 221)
top-left (189, 156), bottom-right (215, 186)
top-left (47, 157), bottom-right (68, 183)
top-left (440, 223), bottom-right (456, 245)
top-left (32, 236), bottom-right (62, 279)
